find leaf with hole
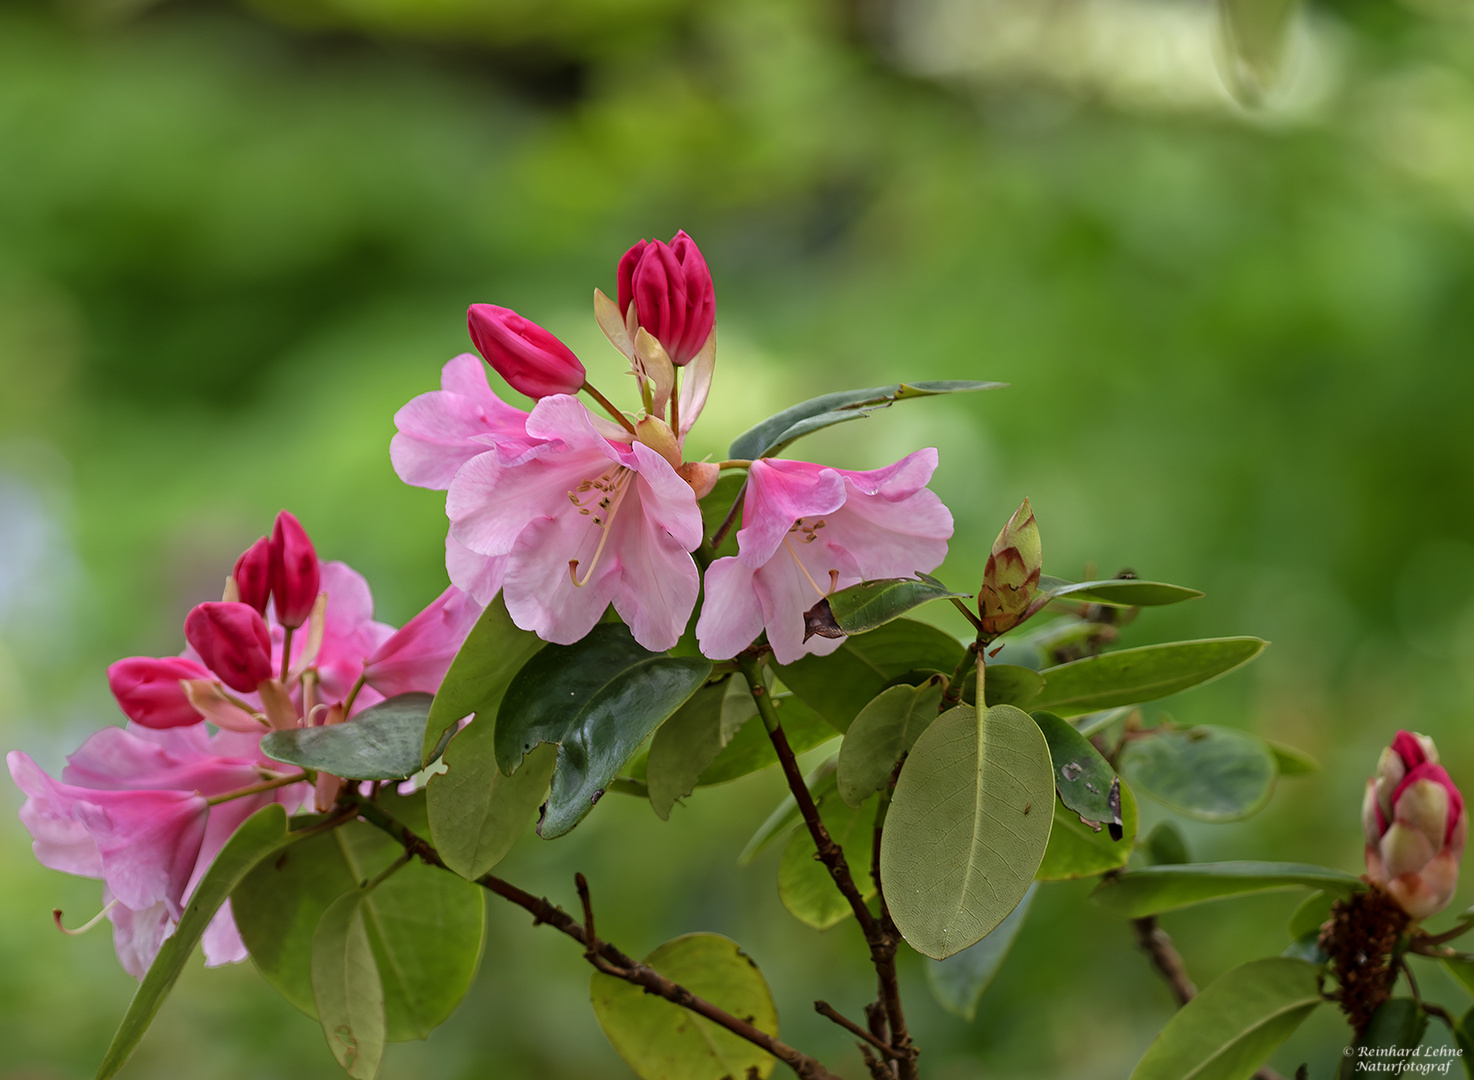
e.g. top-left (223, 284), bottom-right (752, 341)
top-left (262, 693), bottom-right (431, 780)
top-left (493, 624), bottom-right (710, 838)
top-left (429, 731), bottom-right (556, 880)
top-left (1036, 575), bottom-right (1204, 608)
top-left (1030, 637), bottom-right (1268, 717)
top-left (880, 704), bottom-right (1055, 958)
top-left (836, 677), bottom-right (947, 808)
top-left (1091, 861), bottom-right (1363, 918)
top-left (1119, 726), bottom-right (1277, 822)
top-left (97, 805), bottom-right (299, 1080)
top-left (590, 933), bottom-right (779, 1080)
top-left (1128, 958), bottom-right (1323, 1080)
top-left (926, 883), bottom-right (1037, 1021)
top-left (311, 890), bottom-right (385, 1080)
top-left (1035, 783), bottom-right (1139, 881)
top-left (728, 380), bottom-right (1003, 461)
top-left (779, 793), bottom-right (878, 929)
top-left (1031, 710), bottom-right (1120, 829)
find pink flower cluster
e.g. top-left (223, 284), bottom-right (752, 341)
top-left (393, 231), bottom-right (954, 660)
top-left (1364, 729), bottom-right (1468, 919)
top-left (8, 513), bottom-right (481, 977)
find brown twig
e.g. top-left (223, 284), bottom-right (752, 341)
top-left (814, 1002), bottom-right (904, 1060)
top-left (708, 477), bottom-right (748, 551)
top-left (341, 791), bottom-right (842, 1080)
top-left (738, 654), bottom-right (918, 1080)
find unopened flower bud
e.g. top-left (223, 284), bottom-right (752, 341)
top-left (978, 498), bottom-right (1042, 637)
top-left (1364, 729), bottom-right (1467, 920)
top-left (269, 510), bottom-right (320, 630)
top-left (616, 231), bottom-right (715, 367)
top-left (233, 535), bottom-right (271, 615)
top-left (467, 304), bottom-right (586, 399)
top-left (107, 656), bottom-right (214, 728)
top-left (184, 601), bottom-right (272, 693)
top-left (678, 461), bottom-right (720, 499)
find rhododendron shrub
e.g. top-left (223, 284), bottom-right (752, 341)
top-left (10, 235), bottom-right (1470, 1080)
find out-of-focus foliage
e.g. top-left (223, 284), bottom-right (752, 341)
top-left (4, 0), bottom-right (1474, 1074)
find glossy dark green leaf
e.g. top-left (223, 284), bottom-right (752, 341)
top-left (815, 577), bottom-right (972, 638)
top-left (429, 730), bottom-right (555, 879)
top-left (422, 593), bottom-right (544, 766)
top-left (1129, 958), bottom-right (1323, 1080)
top-left (740, 759), bottom-right (838, 865)
top-left (1031, 710), bottom-right (1119, 827)
top-left (590, 933), bottom-right (779, 1080)
top-left (262, 693), bottom-right (431, 780)
top-left (1036, 783), bottom-right (1138, 881)
top-left (233, 801), bottom-right (484, 1041)
top-left (1337, 1000), bottom-right (1427, 1080)
top-left (1091, 861), bottom-right (1363, 918)
top-left (881, 704), bottom-right (1055, 958)
top-left (777, 619), bottom-right (964, 732)
top-left (1267, 741), bottom-right (1319, 776)
top-left (1144, 821), bottom-right (1191, 866)
top-left (1037, 575), bottom-right (1204, 608)
top-left (836, 677), bottom-right (946, 808)
top-left (1287, 891), bottom-right (1334, 940)
top-left (1030, 638), bottom-right (1269, 717)
top-left (311, 891), bottom-right (385, 1080)
top-left (1119, 726), bottom-right (1277, 822)
top-left (98, 805), bottom-right (298, 1080)
top-left (779, 792), bottom-right (878, 929)
top-left (728, 380), bottom-right (1003, 461)
top-left (493, 624), bottom-right (711, 838)
top-left (926, 883), bottom-right (1037, 1021)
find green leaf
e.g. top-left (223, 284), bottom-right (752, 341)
top-left (429, 733), bottom-right (556, 880)
top-left (697, 692), bottom-right (836, 786)
top-left (97, 805), bottom-right (297, 1080)
top-left (1030, 638), bottom-right (1269, 717)
top-left (699, 473), bottom-right (746, 561)
top-left (645, 680), bottom-right (728, 819)
top-left (925, 883), bottom-right (1037, 1021)
top-left (1445, 957), bottom-right (1474, 998)
top-left (262, 693), bottom-right (431, 780)
top-left (739, 759), bottom-right (838, 865)
top-left (1091, 862), bottom-right (1363, 918)
top-left (1031, 710), bottom-right (1120, 827)
top-left (817, 577), bottom-right (972, 637)
top-left (1267, 741), bottom-right (1319, 776)
top-left (1119, 726), bottom-right (1277, 822)
top-left (836, 677), bottom-right (947, 808)
top-left (590, 933), bottom-right (779, 1080)
top-left (778, 793), bottom-right (878, 929)
top-left (1337, 1000), bottom-right (1427, 1080)
top-left (494, 624), bottom-right (711, 838)
top-left (1144, 821), bottom-right (1191, 866)
top-left (880, 704), bottom-right (1055, 959)
top-left (311, 891), bottom-right (385, 1080)
top-left (957, 663), bottom-right (1047, 708)
top-left (1037, 575), bottom-right (1204, 608)
top-left (233, 807), bottom-right (485, 1040)
top-left (1456, 1007), bottom-right (1474, 1075)
top-left (422, 593), bottom-right (544, 766)
top-left (1129, 958), bottom-right (1323, 1080)
top-left (1287, 891), bottom-right (1334, 940)
top-left (728, 380), bottom-right (1003, 461)
top-left (1035, 782), bottom-right (1139, 881)
top-left (777, 619), bottom-right (964, 732)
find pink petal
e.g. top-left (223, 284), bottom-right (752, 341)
top-left (448, 443), bottom-right (614, 558)
top-left (76, 788), bottom-right (208, 915)
top-left (446, 532), bottom-right (508, 606)
top-left (62, 726), bottom-right (261, 797)
top-left (736, 459), bottom-right (847, 568)
top-left (695, 558), bottom-right (766, 660)
top-left (391, 354), bottom-right (530, 490)
top-left (832, 447), bottom-right (941, 499)
top-left (363, 586), bottom-right (484, 697)
top-left (8, 751), bottom-right (102, 878)
top-left (630, 442), bottom-right (704, 552)
top-left (753, 536), bottom-right (861, 665)
top-left (606, 476), bottom-right (701, 652)
top-left (502, 509), bottom-right (622, 645)
top-left (201, 898), bottom-right (248, 967)
top-left (821, 488), bottom-right (953, 581)
top-left (106, 894), bottom-right (175, 980)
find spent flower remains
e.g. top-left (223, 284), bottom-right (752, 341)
top-left (9, 233), bottom-right (1469, 1080)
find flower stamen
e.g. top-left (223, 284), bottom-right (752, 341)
top-left (54, 899), bottom-right (119, 936)
top-left (569, 469), bottom-right (634, 588)
top-left (784, 536), bottom-right (830, 600)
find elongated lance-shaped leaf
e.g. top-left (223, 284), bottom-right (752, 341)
top-left (311, 890), bottom-right (386, 1080)
top-left (926, 883), bottom-right (1037, 1021)
top-left (98, 805), bottom-right (298, 1080)
top-left (494, 624), bottom-right (710, 838)
top-left (806, 576), bottom-right (972, 640)
top-left (728, 380), bottom-right (1004, 461)
top-left (1036, 575), bottom-right (1204, 608)
top-left (263, 692), bottom-right (430, 780)
top-left (422, 593), bottom-right (545, 766)
top-left (1129, 958), bottom-right (1322, 1080)
top-left (881, 704), bottom-right (1055, 959)
top-left (836, 677), bottom-right (947, 808)
top-left (1030, 637), bottom-right (1269, 717)
top-left (1091, 861), bottom-right (1363, 918)
top-left (1119, 725), bottom-right (1277, 822)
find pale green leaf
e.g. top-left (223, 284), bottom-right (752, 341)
top-left (836, 677), bottom-right (946, 808)
top-left (926, 883), bottom-right (1037, 1020)
top-left (1037, 576), bottom-right (1204, 607)
top-left (778, 794), bottom-right (878, 929)
top-left (429, 734), bottom-right (555, 880)
top-left (1031, 638), bottom-right (1268, 717)
top-left (1092, 862), bottom-right (1362, 918)
top-left (311, 891), bottom-right (386, 1080)
top-left (1119, 726), bottom-right (1276, 822)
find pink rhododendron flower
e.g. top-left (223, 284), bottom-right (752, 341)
top-left (468, 304), bottom-right (587, 399)
top-left (390, 353), bottom-right (532, 491)
top-left (364, 585), bottom-right (484, 697)
top-left (696, 450), bottom-right (954, 665)
top-left (617, 231), bottom-right (715, 367)
top-left (1363, 729), bottom-right (1467, 920)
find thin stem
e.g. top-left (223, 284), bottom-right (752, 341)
top-left (1132, 916), bottom-right (1197, 1005)
top-left (716, 459), bottom-right (753, 471)
top-left (1418, 920), bottom-right (1474, 947)
top-left (280, 627), bottom-right (294, 683)
top-left (947, 596), bottom-right (982, 632)
top-left (814, 1002), bottom-right (904, 1060)
top-left (581, 381), bottom-right (639, 436)
top-left (669, 368), bottom-right (681, 437)
top-left (938, 641), bottom-right (979, 713)
top-left (342, 674), bottom-right (366, 718)
top-left (708, 477), bottom-right (747, 551)
top-left (205, 771), bottom-right (309, 806)
top-left (361, 850), bottom-right (412, 892)
top-left (340, 790), bottom-right (842, 1080)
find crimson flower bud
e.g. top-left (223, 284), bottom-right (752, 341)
top-left (467, 304), bottom-right (586, 399)
top-left (616, 230), bottom-right (715, 367)
top-left (269, 510), bottom-right (320, 629)
top-left (184, 601), bottom-right (273, 693)
top-left (233, 535), bottom-right (271, 615)
top-left (107, 656), bottom-right (214, 728)
top-left (1363, 729), bottom-right (1467, 919)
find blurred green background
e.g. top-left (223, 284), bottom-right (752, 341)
top-left (3, 0), bottom-right (1474, 1075)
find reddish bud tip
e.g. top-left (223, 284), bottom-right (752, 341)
top-left (107, 656), bottom-right (214, 728)
top-left (467, 304), bottom-right (587, 399)
top-left (268, 510), bottom-right (320, 629)
top-left (233, 536), bottom-right (271, 615)
top-left (184, 602), bottom-right (273, 693)
top-left (615, 230), bottom-right (715, 367)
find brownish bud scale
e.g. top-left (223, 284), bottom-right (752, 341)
top-left (978, 498), bottom-right (1042, 638)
